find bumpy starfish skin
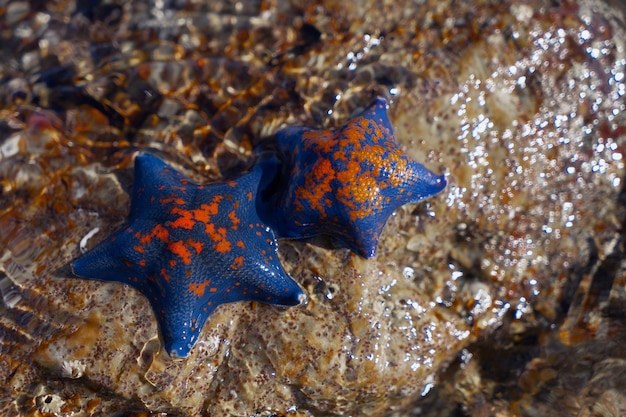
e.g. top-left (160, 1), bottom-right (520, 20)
top-left (271, 98), bottom-right (447, 258)
top-left (71, 154), bottom-right (304, 358)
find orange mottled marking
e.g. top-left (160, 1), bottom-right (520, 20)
top-left (187, 239), bottom-right (204, 254)
top-left (214, 239), bottom-right (231, 254)
top-left (192, 196), bottom-right (222, 223)
top-left (170, 207), bottom-right (196, 229)
top-left (160, 196), bottom-right (186, 205)
top-left (303, 130), bottom-right (336, 154)
top-left (134, 245), bottom-right (145, 253)
top-left (136, 224), bottom-right (170, 245)
top-left (247, 191), bottom-right (253, 201)
top-left (153, 224), bottom-right (169, 241)
top-left (336, 160), bottom-right (361, 184)
top-left (231, 256), bottom-right (244, 270)
top-left (160, 268), bottom-right (171, 282)
top-left (228, 210), bottom-right (240, 230)
top-left (139, 259), bottom-right (146, 267)
top-left (386, 153), bottom-right (411, 187)
top-left (168, 240), bottom-right (193, 265)
top-left (189, 281), bottom-right (211, 297)
top-left (332, 147), bottom-right (348, 163)
top-left (293, 157), bottom-right (335, 216)
top-left (169, 259), bottom-right (176, 267)
top-left (236, 240), bottom-right (245, 249)
top-left (331, 142), bottom-right (401, 220)
top-left (338, 173), bottom-right (379, 205)
top-left (205, 223), bottom-right (231, 253)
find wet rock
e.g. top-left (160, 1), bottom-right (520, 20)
top-left (0, 0), bottom-right (625, 416)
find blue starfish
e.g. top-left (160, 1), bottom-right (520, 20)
top-left (70, 153), bottom-right (304, 358)
top-left (267, 98), bottom-right (447, 258)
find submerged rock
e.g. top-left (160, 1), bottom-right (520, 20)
top-left (1, 0), bottom-right (625, 416)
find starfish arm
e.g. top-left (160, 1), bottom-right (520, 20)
top-left (153, 284), bottom-right (219, 359)
top-left (155, 242), bottom-right (303, 358)
top-left (338, 222), bottom-right (387, 259)
top-left (360, 97), bottom-right (395, 141)
top-left (234, 259), bottom-right (305, 306)
top-left (71, 226), bottom-right (147, 288)
top-left (129, 153), bottom-right (190, 221)
top-left (403, 160), bottom-right (448, 203)
top-left (274, 125), bottom-right (311, 161)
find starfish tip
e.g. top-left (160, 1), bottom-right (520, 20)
top-left (164, 335), bottom-right (195, 359)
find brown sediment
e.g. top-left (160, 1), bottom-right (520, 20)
top-left (0, 0), bottom-right (625, 416)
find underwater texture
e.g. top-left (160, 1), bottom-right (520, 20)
top-left (1, 0), bottom-right (626, 416)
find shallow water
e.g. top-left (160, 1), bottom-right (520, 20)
top-left (1, 0), bottom-right (626, 416)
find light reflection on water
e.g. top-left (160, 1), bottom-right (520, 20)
top-left (0, 0), bottom-right (625, 415)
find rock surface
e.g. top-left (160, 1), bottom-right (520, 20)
top-left (1, 0), bottom-right (625, 416)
